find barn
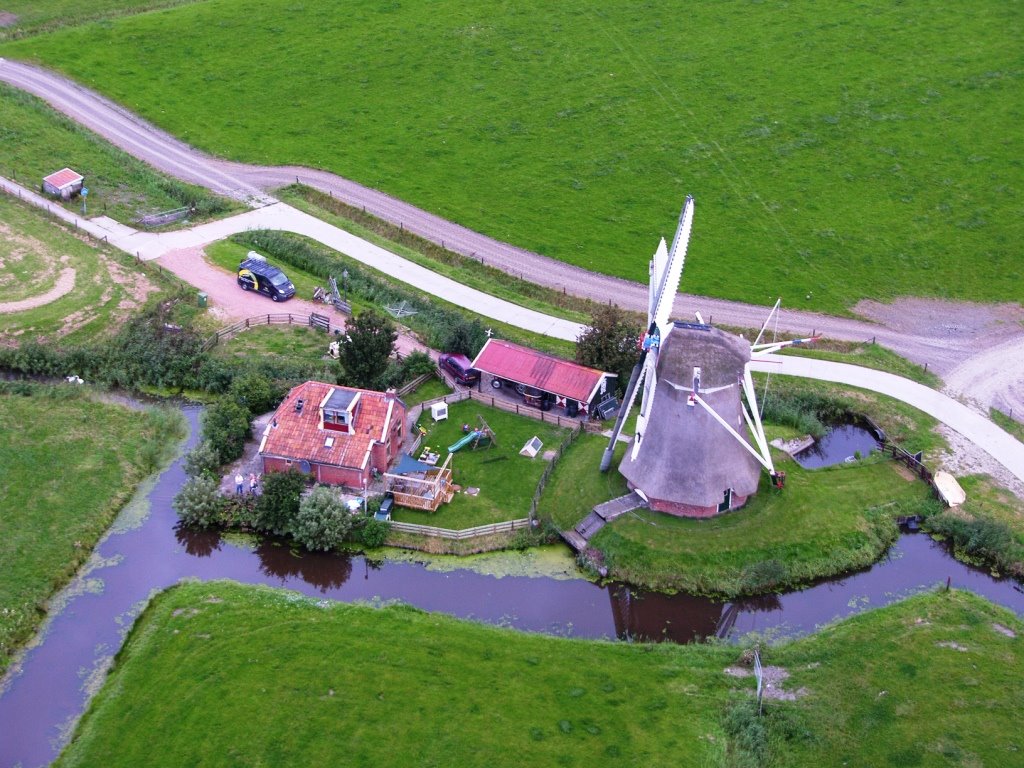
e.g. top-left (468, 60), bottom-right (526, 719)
top-left (41, 168), bottom-right (84, 200)
top-left (259, 381), bottom-right (406, 489)
top-left (471, 339), bottom-right (614, 416)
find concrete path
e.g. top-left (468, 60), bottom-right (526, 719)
top-left (4, 174), bottom-right (1024, 486)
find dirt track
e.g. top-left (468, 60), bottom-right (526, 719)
top-left (158, 247), bottom-right (428, 357)
top-left (2, 58), bottom-right (1022, 419)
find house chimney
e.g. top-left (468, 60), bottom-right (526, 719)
top-left (295, 398), bottom-right (305, 414)
top-left (384, 388), bottom-right (397, 401)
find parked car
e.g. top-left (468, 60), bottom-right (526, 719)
top-left (439, 353), bottom-right (480, 386)
top-left (237, 252), bottom-right (296, 302)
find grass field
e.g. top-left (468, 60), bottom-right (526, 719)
top-left (0, 83), bottom-right (238, 224)
top-left (0, 192), bottom-right (177, 344)
top-left (0, 384), bottom-right (184, 673)
top-left (394, 400), bottom-right (570, 529)
top-left (3, 1), bottom-right (1021, 312)
top-left (0, 0), bottom-right (195, 40)
top-left (56, 582), bottom-right (1024, 767)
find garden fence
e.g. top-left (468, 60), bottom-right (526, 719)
top-left (201, 313), bottom-right (331, 351)
top-left (388, 517), bottom-right (531, 540)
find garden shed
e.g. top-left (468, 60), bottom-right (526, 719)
top-left (471, 339), bottom-right (614, 416)
top-left (42, 168), bottom-right (84, 200)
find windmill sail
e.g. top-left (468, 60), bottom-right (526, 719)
top-left (600, 196), bottom-right (695, 472)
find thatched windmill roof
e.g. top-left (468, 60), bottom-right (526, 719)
top-left (618, 324), bottom-right (761, 515)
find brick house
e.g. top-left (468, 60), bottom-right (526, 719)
top-left (258, 381), bottom-right (406, 489)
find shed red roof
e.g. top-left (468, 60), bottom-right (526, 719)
top-left (260, 381), bottom-right (401, 469)
top-left (43, 168), bottom-right (83, 189)
top-left (470, 339), bottom-right (611, 403)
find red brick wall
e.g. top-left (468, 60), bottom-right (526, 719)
top-left (644, 493), bottom-right (751, 519)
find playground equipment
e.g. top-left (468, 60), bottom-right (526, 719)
top-left (447, 415), bottom-right (497, 453)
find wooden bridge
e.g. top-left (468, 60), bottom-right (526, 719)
top-left (561, 491), bottom-right (648, 553)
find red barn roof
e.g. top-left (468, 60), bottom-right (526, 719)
top-left (471, 339), bottom-right (612, 403)
top-left (259, 381), bottom-right (401, 470)
top-left (43, 168), bottom-right (83, 189)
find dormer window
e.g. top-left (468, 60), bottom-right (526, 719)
top-left (320, 388), bottom-right (361, 433)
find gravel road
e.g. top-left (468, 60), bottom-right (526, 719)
top-left (158, 246), bottom-right (429, 358)
top-left (2, 58), bottom-right (1022, 419)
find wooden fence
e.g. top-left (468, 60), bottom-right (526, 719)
top-left (530, 423), bottom-right (583, 520)
top-left (388, 517), bottom-right (531, 540)
top-left (201, 313), bottom-right (332, 351)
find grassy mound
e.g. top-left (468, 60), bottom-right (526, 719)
top-left (4, 0), bottom-right (1021, 311)
top-left (56, 582), bottom-right (1023, 766)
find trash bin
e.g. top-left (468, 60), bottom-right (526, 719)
top-left (197, 292), bottom-right (208, 308)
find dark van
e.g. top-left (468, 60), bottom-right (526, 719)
top-left (237, 252), bottom-right (296, 302)
top-left (439, 353), bottom-right (480, 386)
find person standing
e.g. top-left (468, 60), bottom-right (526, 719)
top-left (249, 473), bottom-right (258, 496)
top-left (235, 472), bottom-right (244, 495)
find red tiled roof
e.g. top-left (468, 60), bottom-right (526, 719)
top-left (260, 381), bottom-right (402, 469)
top-left (470, 339), bottom-right (610, 403)
top-left (43, 168), bottom-right (83, 189)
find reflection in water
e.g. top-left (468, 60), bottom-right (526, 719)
top-left (794, 424), bottom-right (881, 468)
top-left (256, 539), bottom-right (353, 592)
top-left (175, 526), bottom-right (223, 558)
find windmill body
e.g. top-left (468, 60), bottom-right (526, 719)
top-left (599, 196), bottom-right (814, 517)
top-left (618, 323), bottom-right (761, 517)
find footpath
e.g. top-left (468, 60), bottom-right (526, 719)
top-left (3, 175), bottom-right (1024, 486)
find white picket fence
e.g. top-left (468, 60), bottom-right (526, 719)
top-left (388, 517), bottom-right (531, 540)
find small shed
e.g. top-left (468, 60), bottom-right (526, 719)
top-left (42, 168), bottom-right (84, 200)
top-left (470, 339), bottom-right (614, 416)
top-left (430, 401), bottom-right (448, 422)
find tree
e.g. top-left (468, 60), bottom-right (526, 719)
top-left (173, 474), bottom-right (225, 528)
top-left (229, 372), bottom-right (282, 415)
top-left (254, 469), bottom-right (307, 535)
top-left (340, 310), bottom-right (397, 390)
top-left (575, 305), bottom-right (642, 397)
top-left (201, 398), bottom-right (252, 465)
top-left (292, 486), bottom-right (356, 551)
top-left (436, 316), bottom-right (488, 358)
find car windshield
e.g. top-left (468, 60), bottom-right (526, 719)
top-left (269, 272), bottom-right (290, 286)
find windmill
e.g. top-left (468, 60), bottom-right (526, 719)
top-left (599, 197), bottom-right (817, 517)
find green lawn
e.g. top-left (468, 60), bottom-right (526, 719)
top-left (592, 456), bottom-right (933, 595)
top-left (4, 1), bottom-right (1021, 312)
top-left (0, 83), bottom-right (237, 225)
top-left (0, 384), bottom-right (184, 673)
top-left (401, 377), bottom-right (451, 408)
top-left (56, 582), bottom-right (1024, 767)
top-left (0, 193), bottom-right (177, 344)
top-left (394, 400), bottom-right (570, 528)
top-left (770, 590), bottom-right (1024, 767)
top-left (540, 432), bottom-right (630, 531)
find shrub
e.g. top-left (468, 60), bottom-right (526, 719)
top-left (739, 559), bottom-right (788, 595)
top-left (254, 469), bottom-right (307, 535)
top-left (293, 486), bottom-right (357, 551)
top-left (201, 399), bottom-right (252, 465)
top-left (924, 511), bottom-right (1024, 575)
top-left (229, 372), bottom-right (283, 415)
top-left (360, 517), bottom-right (391, 548)
top-left (184, 440), bottom-right (220, 479)
top-left (173, 474), bottom-right (226, 528)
